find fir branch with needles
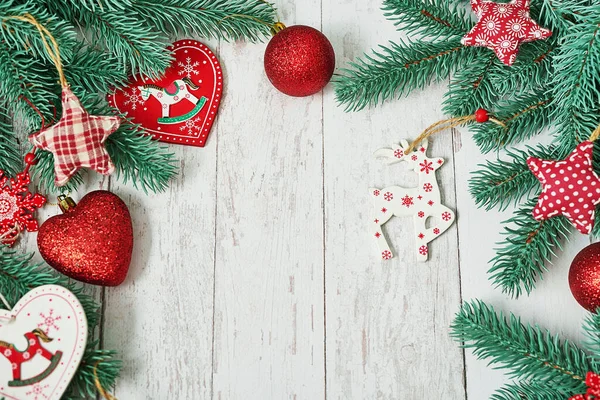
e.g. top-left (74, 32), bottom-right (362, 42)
top-left (382, 0), bottom-right (472, 39)
top-left (471, 91), bottom-right (553, 153)
top-left (469, 146), bottom-right (552, 211)
top-left (335, 39), bottom-right (476, 111)
top-left (488, 199), bottom-right (572, 297)
top-left (451, 300), bottom-right (600, 399)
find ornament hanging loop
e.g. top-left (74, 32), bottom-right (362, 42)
top-left (94, 361), bottom-right (118, 400)
top-left (405, 109), bottom-right (506, 154)
top-left (57, 194), bottom-right (76, 213)
top-left (3, 13), bottom-right (67, 88)
top-left (589, 124), bottom-right (600, 142)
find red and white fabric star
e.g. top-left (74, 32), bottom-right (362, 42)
top-left (527, 141), bottom-right (600, 234)
top-left (569, 371), bottom-right (600, 400)
top-left (461, 0), bottom-right (552, 65)
top-left (29, 88), bottom-right (121, 186)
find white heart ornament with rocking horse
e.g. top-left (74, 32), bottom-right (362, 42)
top-left (109, 39), bottom-right (223, 147)
top-left (0, 285), bottom-right (87, 400)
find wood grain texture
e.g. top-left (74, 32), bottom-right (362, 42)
top-left (211, 2), bottom-right (325, 399)
top-left (14, 2), bottom-right (593, 399)
top-left (323, 2), bottom-right (465, 398)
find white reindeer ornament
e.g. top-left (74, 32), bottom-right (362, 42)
top-left (370, 139), bottom-right (455, 261)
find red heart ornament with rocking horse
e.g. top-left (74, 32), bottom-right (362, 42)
top-left (109, 39), bottom-right (223, 147)
top-left (0, 285), bottom-right (87, 400)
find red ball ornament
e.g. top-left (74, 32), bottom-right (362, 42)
top-left (37, 190), bottom-right (133, 286)
top-left (569, 243), bottom-right (600, 312)
top-left (475, 108), bottom-right (489, 123)
top-left (264, 24), bottom-right (335, 97)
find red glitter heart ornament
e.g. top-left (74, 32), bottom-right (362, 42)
top-left (37, 191), bottom-right (133, 286)
top-left (109, 39), bottom-right (223, 147)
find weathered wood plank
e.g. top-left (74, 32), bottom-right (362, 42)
top-left (322, 2), bottom-right (465, 397)
top-left (101, 38), bottom-right (220, 399)
top-left (211, 2), bottom-right (326, 398)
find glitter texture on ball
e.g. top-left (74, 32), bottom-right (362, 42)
top-left (569, 242), bottom-right (600, 312)
top-left (264, 25), bottom-right (335, 97)
top-left (37, 190), bottom-right (133, 286)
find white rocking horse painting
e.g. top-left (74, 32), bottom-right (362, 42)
top-left (370, 139), bottom-right (455, 261)
top-left (138, 77), bottom-right (207, 124)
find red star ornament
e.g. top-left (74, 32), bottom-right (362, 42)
top-left (461, 0), bottom-right (552, 65)
top-left (29, 87), bottom-right (121, 186)
top-left (527, 141), bottom-right (600, 234)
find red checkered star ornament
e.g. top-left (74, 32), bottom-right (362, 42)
top-left (29, 88), bottom-right (121, 186)
top-left (461, 0), bottom-right (552, 65)
top-left (527, 141), bottom-right (600, 234)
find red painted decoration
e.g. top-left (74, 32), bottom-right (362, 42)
top-left (570, 371), bottom-right (600, 399)
top-left (475, 108), bottom-right (489, 123)
top-left (109, 39), bottom-right (222, 147)
top-left (569, 243), bottom-right (600, 312)
top-left (264, 25), bottom-right (335, 97)
top-left (0, 160), bottom-right (46, 245)
top-left (461, 0), bottom-right (552, 65)
top-left (37, 191), bottom-right (133, 286)
top-left (527, 141), bottom-right (600, 234)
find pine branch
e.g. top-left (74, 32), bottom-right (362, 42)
top-left (382, 0), bottom-right (472, 39)
top-left (129, 0), bottom-right (276, 42)
top-left (105, 120), bottom-right (178, 193)
top-left (451, 300), bottom-right (591, 393)
top-left (0, 110), bottom-right (21, 176)
top-left (65, 347), bottom-right (121, 400)
top-left (488, 199), bottom-right (572, 297)
top-left (469, 146), bottom-right (552, 211)
top-left (471, 91), bottom-right (553, 153)
top-left (0, 1), bottom-right (77, 63)
top-left (335, 39), bottom-right (476, 111)
top-left (42, 0), bottom-right (171, 77)
top-left (491, 381), bottom-right (575, 400)
top-left (582, 305), bottom-right (600, 367)
top-left (65, 45), bottom-right (128, 94)
top-left (0, 247), bottom-right (121, 398)
top-left (488, 41), bottom-right (555, 97)
top-left (442, 52), bottom-right (499, 116)
top-left (551, 13), bottom-right (600, 150)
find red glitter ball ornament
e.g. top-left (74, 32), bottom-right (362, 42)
top-left (569, 243), bottom-right (600, 312)
top-left (264, 24), bottom-right (335, 97)
top-left (37, 190), bottom-right (133, 286)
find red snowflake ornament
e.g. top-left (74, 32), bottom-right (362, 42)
top-left (527, 141), bottom-right (600, 234)
top-left (0, 159), bottom-right (46, 245)
top-left (461, 0), bottom-right (552, 65)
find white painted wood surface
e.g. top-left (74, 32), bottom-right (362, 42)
top-left (20, 2), bottom-right (591, 398)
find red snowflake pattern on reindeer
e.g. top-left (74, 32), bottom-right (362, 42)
top-left (370, 139), bottom-right (455, 261)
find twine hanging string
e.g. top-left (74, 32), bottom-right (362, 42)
top-left (590, 124), bottom-right (600, 142)
top-left (3, 13), bottom-right (68, 88)
top-left (405, 111), bottom-right (506, 154)
top-left (0, 224), bottom-right (21, 246)
top-left (94, 362), bottom-right (118, 400)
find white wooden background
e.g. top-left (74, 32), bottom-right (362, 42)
top-left (20, 2), bottom-right (593, 399)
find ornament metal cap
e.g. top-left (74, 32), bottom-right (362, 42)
top-left (270, 22), bottom-right (286, 35)
top-left (58, 195), bottom-right (76, 213)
